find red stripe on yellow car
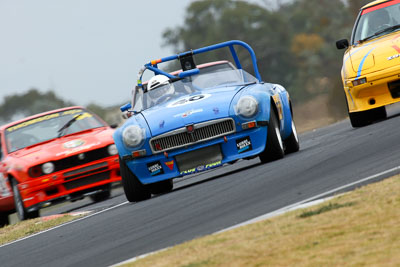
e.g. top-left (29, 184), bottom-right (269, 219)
top-left (392, 45), bottom-right (400, 53)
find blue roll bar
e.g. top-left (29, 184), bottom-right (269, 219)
top-left (142, 40), bottom-right (262, 83)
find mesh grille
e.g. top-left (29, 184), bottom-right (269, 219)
top-left (150, 118), bottom-right (235, 153)
top-left (64, 171), bottom-right (110, 190)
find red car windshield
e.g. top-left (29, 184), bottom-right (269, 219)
top-left (5, 109), bottom-right (105, 153)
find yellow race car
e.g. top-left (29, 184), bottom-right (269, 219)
top-left (336, 0), bottom-right (400, 127)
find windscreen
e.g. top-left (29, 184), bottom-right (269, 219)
top-left (5, 109), bottom-right (105, 153)
top-left (353, 1), bottom-right (400, 44)
top-left (133, 69), bottom-right (258, 111)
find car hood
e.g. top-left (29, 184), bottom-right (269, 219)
top-left (9, 127), bottom-right (114, 163)
top-left (349, 32), bottom-right (400, 77)
top-left (140, 86), bottom-right (242, 137)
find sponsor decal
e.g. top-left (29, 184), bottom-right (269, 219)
top-left (6, 109), bottom-right (84, 132)
top-left (56, 142), bottom-right (100, 157)
top-left (164, 160), bottom-right (174, 171)
top-left (63, 139), bottom-right (85, 149)
top-left (167, 94), bottom-right (211, 108)
top-left (173, 109), bottom-right (203, 118)
top-left (147, 161), bottom-right (164, 176)
top-left (236, 137), bottom-right (252, 154)
top-left (388, 53), bottom-right (400, 61)
top-left (180, 160), bottom-right (222, 175)
top-left (273, 94), bottom-right (283, 120)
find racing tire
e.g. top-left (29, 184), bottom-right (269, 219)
top-left (150, 179), bottom-right (173, 195)
top-left (349, 106), bottom-right (387, 128)
top-left (89, 184), bottom-right (112, 202)
top-left (259, 107), bottom-right (284, 163)
top-left (11, 178), bottom-right (40, 221)
top-left (119, 158), bottom-right (151, 202)
top-left (284, 119), bottom-right (300, 154)
top-left (0, 212), bottom-right (9, 227)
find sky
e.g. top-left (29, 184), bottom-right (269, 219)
top-left (0, 0), bottom-right (275, 108)
top-left (0, 0), bottom-right (194, 107)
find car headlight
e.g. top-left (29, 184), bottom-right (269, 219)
top-left (122, 125), bottom-right (145, 147)
top-left (42, 162), bottom-right (55, 174)
top-left (107, 144), bottom-right (118, 155)
top-left (236, 95), bottom-right (258, 118)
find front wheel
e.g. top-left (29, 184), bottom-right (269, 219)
top-left (89, 184), bottom-right (112, 202)
top-left (259, 107), bottom-right (284, 163)
top-left (349, 106), bottom-right (386, 127)
top-left (284, 119), bottom-right (300, 154)
top-left (11, 179), bottom-right (39, 221)
top-left (119, 158), bottom-right (151, 202)
top-left (0, 212), bottom-right (9, 227)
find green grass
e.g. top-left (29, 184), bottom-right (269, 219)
top-left (0, 214), bottom-right (82, 246)
top-left (123, 175), bottom-right (400, 267)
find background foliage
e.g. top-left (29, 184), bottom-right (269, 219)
top-left (0, 0), bottom-right (372, 124)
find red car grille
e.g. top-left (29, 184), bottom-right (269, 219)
top-left (64, 171), bottom-right (110, 190)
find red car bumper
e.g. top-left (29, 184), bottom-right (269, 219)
top-left (18, 156), bottom-right (121, 211)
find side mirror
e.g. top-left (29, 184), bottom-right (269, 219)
top-left (109, 123), bottom-right (118, 129)
top-left (178, 68), bottom-right (200, 78)
top-left (336, 39), bottom-right (349, 50)
top-left (120, 103), bottom-right (132, 112)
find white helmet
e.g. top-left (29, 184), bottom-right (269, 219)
top-left (147, 75), bottom-right (174, 99)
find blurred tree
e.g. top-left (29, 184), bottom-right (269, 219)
top-left (0, 89), bottom-right (121, 125)
top-left (163, 0), bottom-right (295, 87)
top-left (86, 103), bottom-right (121, 125)
top-left (0, 89), bottom-right (74, 123)
top-left (347, 0), bottom-right (374, 18)
top-left (163, 0), bottom-right (356, 118)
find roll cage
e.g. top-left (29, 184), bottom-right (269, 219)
top-left (122, 40), bottom-right (262, 113)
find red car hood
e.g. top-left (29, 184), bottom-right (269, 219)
top-left (9, 127), bottom-right (115, 163)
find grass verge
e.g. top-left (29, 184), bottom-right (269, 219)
top-left (124, 175), bottom-right (400, 267)
top-left (0, 214), bottom-right (83, 246)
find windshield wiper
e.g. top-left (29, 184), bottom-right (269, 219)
top-left (374, 24), bottom-right (400, 36)
top-left (57, 114), bottom-right (83, 138)
top-left (359, 24), bottom-right (400, 43)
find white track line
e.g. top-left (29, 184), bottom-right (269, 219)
top-left (0, 201), bottom-right (128, 248)
top-left (2, 166), bottom-right (400, 258)
top-left (111, 165), bottom-right (400, 265)
top-left (219, 165), bottom-right (400, 232)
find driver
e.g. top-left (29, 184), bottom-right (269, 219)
top-left (147, 75), bottom-right (176, 105)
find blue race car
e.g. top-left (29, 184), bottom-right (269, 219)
top-left (113, 40), bottom-right (299, 202)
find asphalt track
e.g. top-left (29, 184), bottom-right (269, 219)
top-left (2, 106), bottom-right (400, 267)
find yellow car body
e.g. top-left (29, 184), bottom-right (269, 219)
top-left (337, 0), bottom-right (400, 127)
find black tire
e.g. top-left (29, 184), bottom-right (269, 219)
top-left (150, 179), bottom-right (173, 195)
top-left (349, 106), bottom-right (387, 128)
top-left (11, 179), bottom-right (39, 221)
top-left (0, 212), bottom-right (9, 227)
top-left (119, 158), bottom-right (151, 202)
top-left (259, 107), bottom-right (284, 163)
top-left (89, 184), bottom-right (111, 202)
top-left (284, 119), bottom-right (300, 154)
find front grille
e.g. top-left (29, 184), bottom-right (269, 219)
top-left (150, 118), bottom-right (235, 153)
top-left (64, 171), bottom-right (110, 190)
top-left (29, 146), bottom-right (112, 178)
top-left (53, 146), bottom-right (110, 173)
top-left (63, 162), bottom-right (108, 179)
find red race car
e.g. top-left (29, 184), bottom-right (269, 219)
top-left (0, 106), bottom-right (121, 225)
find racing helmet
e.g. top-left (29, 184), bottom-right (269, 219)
top-left (147, 75), bottom-right (175, 99)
